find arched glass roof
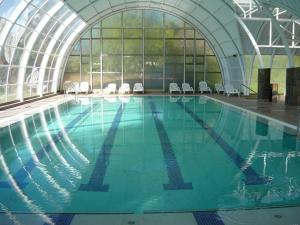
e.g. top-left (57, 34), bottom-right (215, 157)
top-left (0, 0), bottom-right (300, 104)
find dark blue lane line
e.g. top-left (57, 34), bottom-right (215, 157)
top-left (79, 104), bottom-right (126, 192)
top-left (149, 100), bottom-right (192, 190)
top-left (44, 214), bottom-right (75, 225)
top-left (0, 107), bottom-right (91, 189)
top-left (177, 101), bottom-right (270, 185)
top-left (193, 211), bottom-right (225, 225)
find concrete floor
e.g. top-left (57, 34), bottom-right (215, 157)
top-left (207, 94), bottom-right (299, 127)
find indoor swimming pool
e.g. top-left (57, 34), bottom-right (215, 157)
top-left (0, 96), bottom-right (299, 216)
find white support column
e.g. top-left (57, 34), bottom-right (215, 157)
top-left (52, 23), bottom-right (86, 93)
top-left (37, 14), bottom-right (76, 96)
top-left (16, 2), bottom-right (63, 101)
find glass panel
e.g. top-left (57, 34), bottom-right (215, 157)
top-left (102, 29), bottom-right (121, 38)
top-left (124, 29), bottom-right (142, 38)
top-left (103, 40), bottom-right (121, 54)
top-left (92, 28), bottom-right (101, 38)
top-left (81, 39), bottom-right (90, 56)
top-left (144, 10), bottom-right (163, 28)
top-left (103, 55), bottom-right (122, 87)
top-left (145, 40), bottom-right (163, 55)
top-left (63, 55), bottom-right (80, 82)
top-left (207, 56), bottom-right (220, 73)
top-left (165, 56), bottom-right (184, 89)
top-left (144, 56), bottom-right (163, 90)
top-left (124, 39), bottom-right (142, 55)
top-left (124, 56), bottom-right (143, 87)
top-left (123, 10), bottom-right (142, 27)
top-left (165, 14), bottom-right (184, 28)
top-left (166, 40), bottom-right (184, 55)
top-left (102, 13), bottom-right (121, 28)
top-left (92, 39), bottom-right (101, 56)
top-left (144, 29), bottom-right (163, 38)
top-left (165, 29), bottom-right (184, 39)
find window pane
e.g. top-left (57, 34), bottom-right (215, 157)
top-left (144, 56), bottom-right (163, 90)
top-left (124, 40), bottom-right (142, 55)
top-left (102, 29), bottom-right (121, 38)
top-left (144, 10), bottom-right (163, 28)
top-left (103, 40), bottom-right (121, 54)
top-left (124, 56), bottom-right (143, 87)
top-left (123, 10), bottom-right (142, 27)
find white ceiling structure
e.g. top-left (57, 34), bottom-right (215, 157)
top-left (0, 0), bottom-right (300, 103)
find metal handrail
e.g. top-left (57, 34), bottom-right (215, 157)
top-left (240, 84), bottom-right (257, 94)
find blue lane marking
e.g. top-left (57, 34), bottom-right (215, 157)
top-left (177, 101), bottom-right (270, 185)
top-left (149, 101), bottom-right (193, 190)
top-left (193, 211), bottom-right (225, 225)
top-left (0, 107), bottom-right (91, 189)
top-left (44, 213), bottom-right (75, 225)
top-left (79, 104), bottom-right (126, 192)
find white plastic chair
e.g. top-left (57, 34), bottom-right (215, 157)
top-left (79, 82), bottom-right (89, 94)
top-left (119, 83), bottom-right (131, 94)
top-left (169, 83), bottom-right (181, 94)
top-left (224, 84), bottom-right (240, 97)
top-left (215, 83), bottom-right (225, 94)
top-left (103, 83), bottom-right (116, 94)
top-left (133, 83), bottom-right (144, 93)
top-left (182, 83), bottom-right (194, 94)
top-left (199, 81), bottom-right (212, 94)
top-left (65, 82), bottom-right (80, 95)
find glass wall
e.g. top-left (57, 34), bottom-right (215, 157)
top-left (0, 0), bottom-right (85, 104)
top-left (64, 10), bottom-right (222, 92)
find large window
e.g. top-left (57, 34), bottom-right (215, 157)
top-left (64, 10), bottom-right (222, 92)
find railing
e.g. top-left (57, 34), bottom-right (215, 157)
top-left (240, 83), bottom-right (257, 94)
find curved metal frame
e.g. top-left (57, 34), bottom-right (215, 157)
top-left (56, 1), bottom-right (246, 92)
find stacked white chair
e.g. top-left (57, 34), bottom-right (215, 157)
top-left (118, 83), bottom-right (131, 94)
top-left (169, 83), bottom-right (181, 94)
top-left (224, 84), bottom-right (240, 96)
top-left (133, 83), bottom-right (144, 93)
top-left (182, 83), bottom-right (194, 94)
top-left (215, 83), bottom-right (225, 94)
top-left (103, 83), bottom-right (117, 94)
top-left (199, 81), bottom-right (212, 94)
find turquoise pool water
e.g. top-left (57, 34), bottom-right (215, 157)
top-left (0, 96), bottom-right (299, 214)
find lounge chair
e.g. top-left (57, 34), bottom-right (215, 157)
top-left (65, 81), bottom-right (80, 95)
top-left (182, 83), bottom-right (194, 94)
top-left (133, 83), bottom-right (144, 93)
top-left (119, 83), bottom-right (131, 94)
top-left (215, 83), bottom-right (225, 94)
top-left (79, 82), bottom-right (89, 94)
top-left (199, 81), bottom-right (212, 94)
top-left (224, 84), bottom-right (240, 96)
top-left (169, 83), bottom-right (181, 94)
top-left (103, 83), bottom-right (116, 94)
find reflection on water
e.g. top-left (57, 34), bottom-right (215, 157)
top-left (0, 96), bottom-right (300, 224)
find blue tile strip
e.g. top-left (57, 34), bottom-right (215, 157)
top-left (0, 107), bottom-right (91, 189)
top-left (44, 214), bottom-right (75, 225)
top-left (149, 101), bottom-right (192, 190)
top-left (79, 104), bottom-right (126, 192)
top-left (177, 101), bottom-right (270, 185)
top-left (193, 211), bottom-right (225, 225)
